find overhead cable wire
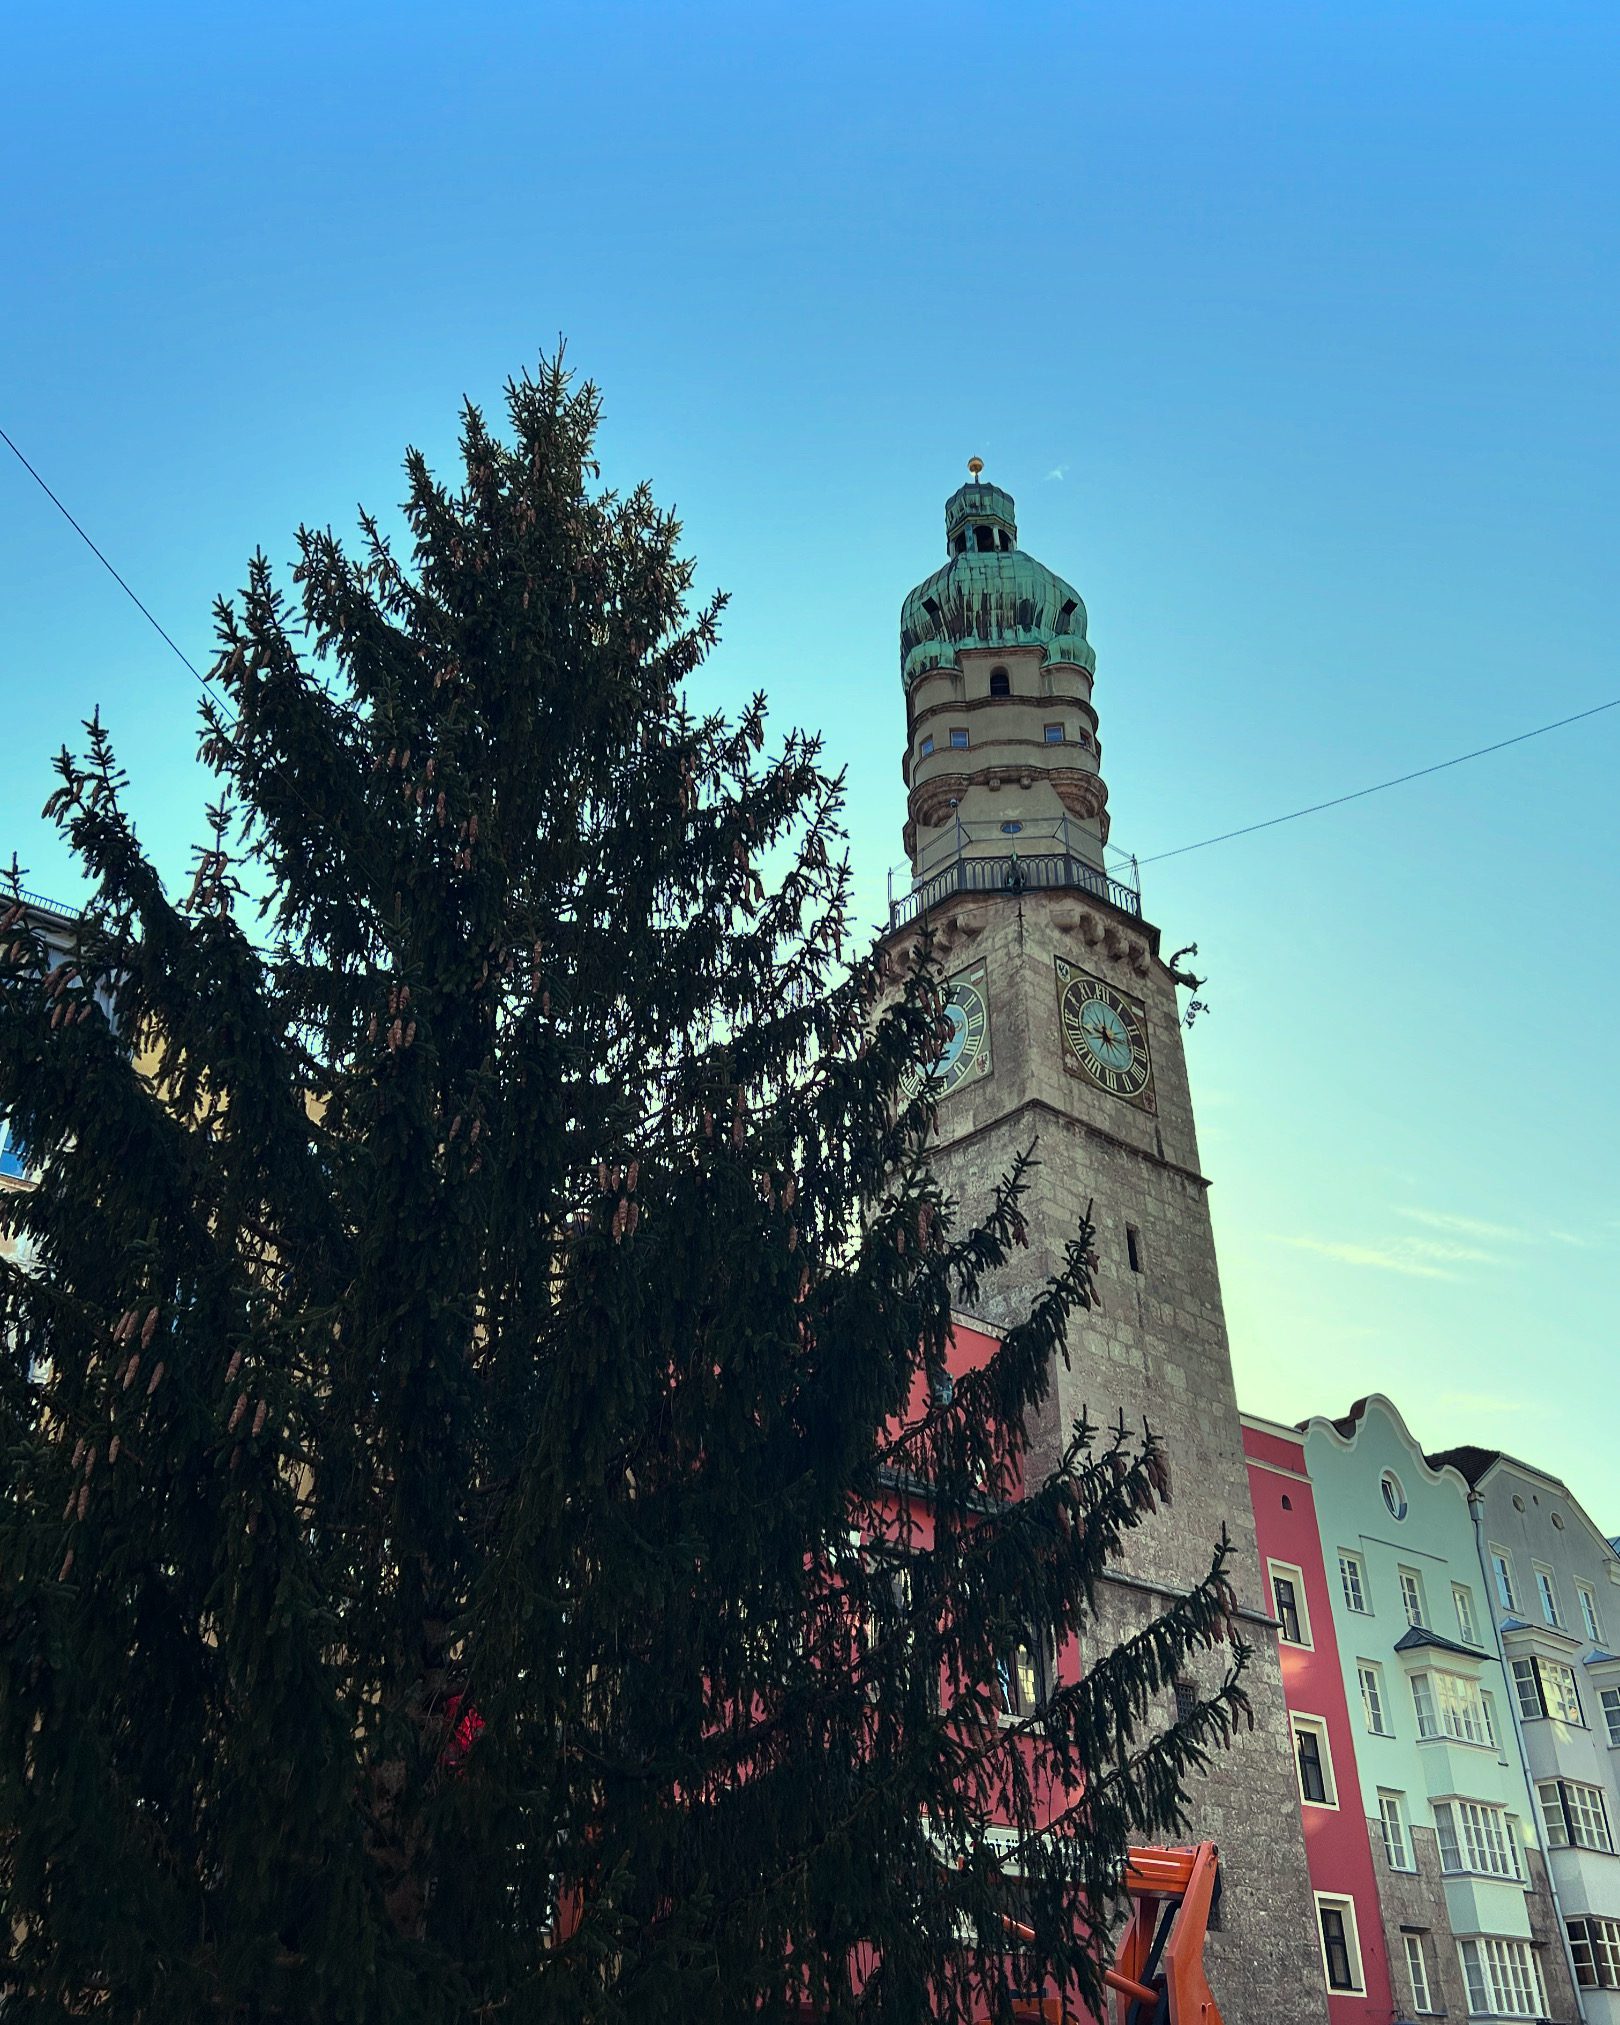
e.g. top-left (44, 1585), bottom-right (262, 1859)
top-left (8, 423), bottom-right (1619, 887)
top-left (1131, 698), bottom-right (1620, 866)
top-left (1, 422), bottom-right (330, 845)
top-left (1, 425), bottom-right (221, 702)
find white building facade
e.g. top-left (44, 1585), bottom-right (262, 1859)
top-left (1433, 1444), bottom-right (1620, 2021)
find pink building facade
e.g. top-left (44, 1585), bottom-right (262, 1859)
top-left (1244, 1417), bottom-right (1396, 2022)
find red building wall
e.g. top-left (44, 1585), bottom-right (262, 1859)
top-left (1243, 1420), bottom-right (1394, 2024)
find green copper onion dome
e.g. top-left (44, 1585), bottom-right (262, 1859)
top-left (900, 475), bottom-right (1095, 688)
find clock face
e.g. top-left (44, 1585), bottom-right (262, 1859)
top-left (904, 970), bottom-right (991, 1100)
top-left (1055, 958), bottom-right (1154, 1107)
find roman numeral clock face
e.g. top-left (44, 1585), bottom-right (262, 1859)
top-left (901, 966), bottom-right (991, 1099)
top-left (1055, 957), bottom-right (1155, 1110)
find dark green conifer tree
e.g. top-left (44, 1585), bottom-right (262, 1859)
top-left (0, 359), bottom-right (1250, 2023)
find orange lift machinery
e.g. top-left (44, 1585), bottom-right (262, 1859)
top-left (988, 1841), bottom-right (1225, 2025)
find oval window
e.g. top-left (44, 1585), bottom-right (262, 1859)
top-left (1381, 1471), bottom-right (1408, 1521)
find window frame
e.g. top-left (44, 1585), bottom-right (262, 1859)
top-left (1514, 1652), bottom-right (1586, 1727)
top-left (1378, 1788), bottom-right (1415, 1871)
top-left (1600, 1683), bottom-right (1620, 1748)
top-left (0, 1114), bottom-right (30, 1182)
top-left (918, 734), bottom-right (934, 758)
top-left (948, 727), bottom-right (969, 750)
top-left (1490, 1546), bottom-right (1518, 1612)
top-left (1358, 1660), bottom-right (1392, 1737)
top-left (1292, 1713), bottom-right (1338, 1809)
top-left (1338, 1550), bottom-right (1369, 1614)
top-left (995, 1634), bottom-right (1052, 1724)
top-left (1576, 1581), bottom-right (1602, 1645)
top-left (1398, 1565), bottom-right (1428, 1628)
top-left (1453, 1581), bottom-right (1479, 1644)
top-left (1538, 1777), bottom-right (1614, 1853)
top-left (1314, 1894), bottom-right (1366, 1995)
top-left (1568, 1914), bottom-right (1620, 1992)
top-left (1268, 1560), bottom-right (1311, 1648)
top-left (1457, 1936), bottom-right (1548, 2019)
top-left (1412, 1668), bottom-right (1493, 1747)
top-left (1433, 1797), bottom-right (1524, 1880)
top-left (1404, 1933), bottom-right (1435, 2014)
top-left (1534, 1563), bottom-right (1562, 1628)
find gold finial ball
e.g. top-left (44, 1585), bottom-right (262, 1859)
top-left (967, 456), bottom-right (984, 478)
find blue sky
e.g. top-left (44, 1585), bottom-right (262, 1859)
top-left (3, 3), bottom-right (1616, 1519)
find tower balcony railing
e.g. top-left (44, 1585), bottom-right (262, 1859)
top-left (887, 818), bottom-right (1141, 930)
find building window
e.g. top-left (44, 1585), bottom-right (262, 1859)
top-left (1434, 1799), bottom-right (1523, 1879)
top-left (919, 735), bottom-right (934, 758)
top-left (1399, 1567), bottom-right (1428, 1628)
top-left (1568, 1916), bottom-right (1620, 1992)
top-left (949, 728), bottom-right (969, 750)
top-left (1269, 1563), bottom-right (1310, 1647)
top-left (1577, 1582), bottom-right (1603, 1645)
top-left (989, 668), bottom-right (1011, 697)
top-left (1378, 1789), bottom-right (1414, 1870)
top-left (1404, 1933), bottom-right (1435, 2014)
top-left (1412, 1669), bottom-right (1493, 1746)
top-left (1457, 1937), bottom-right (1548, 2019)
top-left (1480, 1689), bottom-right (1501, 1752)
top-left (1453, 1582), bottom-right (1479, 1644)
top-left (1381, 1470), bottom-right (1408, 1520)
top-left (1338, 1551), bottom-right (1368, 1613)
top-left (996, 1639), bottom-right (1049, 1721)
top-left (1042, 722), bottom-right (1065, 744)
top-left (1601, 1685), bottom-right (1620, 1747)
top-left (1316, 1897), bottom-right (1364, 1993)
top-left (1513, 1654), bottom-right (1585, 1726)
top-left (1358, 1662), bottom-right (1391, 1736)
top-left (1490, 1547), bottom-right (1517, 1612)
top-left (1125, 1225), bottom-right (1143, 1274)
top-left (1534, 1565), bottom-right (1562, 1628)
top-left (1292, 1715), bottom-right (1336, 1806)
top-left (1538, 1778), bottom-right (1615, 1852)
top-left (0, 1115), bottom-right (30, 1181)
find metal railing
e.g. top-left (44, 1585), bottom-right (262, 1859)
top-left (5, 884), bottom-right (82, 922)
top-left (889, 846), bottom-right (1141, 929)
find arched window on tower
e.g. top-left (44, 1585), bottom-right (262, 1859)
top-left (974, 525), bottom-right (995, 552)
top-left (989, 668), bottom-right (1011, 697)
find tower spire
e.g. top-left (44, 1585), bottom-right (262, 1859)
top-left (896, 482), bottom-right (1108, 883)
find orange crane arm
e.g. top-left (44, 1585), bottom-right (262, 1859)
top-left (986, 1841), bottom-right (1224, 2025)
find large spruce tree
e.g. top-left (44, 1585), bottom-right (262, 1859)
top-left (0, 360), bottom-right (1249, 2023)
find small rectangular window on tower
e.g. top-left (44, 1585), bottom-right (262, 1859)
top-left (1126, 1225), bottom-right (1143, 1274)
top-left (949, 727), bottom-right (969, 749)
top-left (918, 735), bottom-right (933, 758)
top-left (1043, 722), bottom-right (1065, 743)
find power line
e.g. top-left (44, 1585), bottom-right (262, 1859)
top-left (8, 421), bottom-right (1618, 887)
top-left (0, 423), bottom-right (327, 849)
top-left (0, 424), bottom-right (228, 710)
top-left (1108, 697), bottom-right (1620, 870)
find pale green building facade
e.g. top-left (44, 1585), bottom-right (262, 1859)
top-left (1302, 1396), bottom-right (1579, 2023)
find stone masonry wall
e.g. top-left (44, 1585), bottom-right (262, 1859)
top-left (886, 885), bottom-right (1327, 2025)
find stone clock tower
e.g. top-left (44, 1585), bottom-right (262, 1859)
top-left (883, 475), bottom-right (1327, 2024)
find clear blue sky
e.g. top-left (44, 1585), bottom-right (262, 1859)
top-left (4, 3), bottom-right (1616, 1520)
